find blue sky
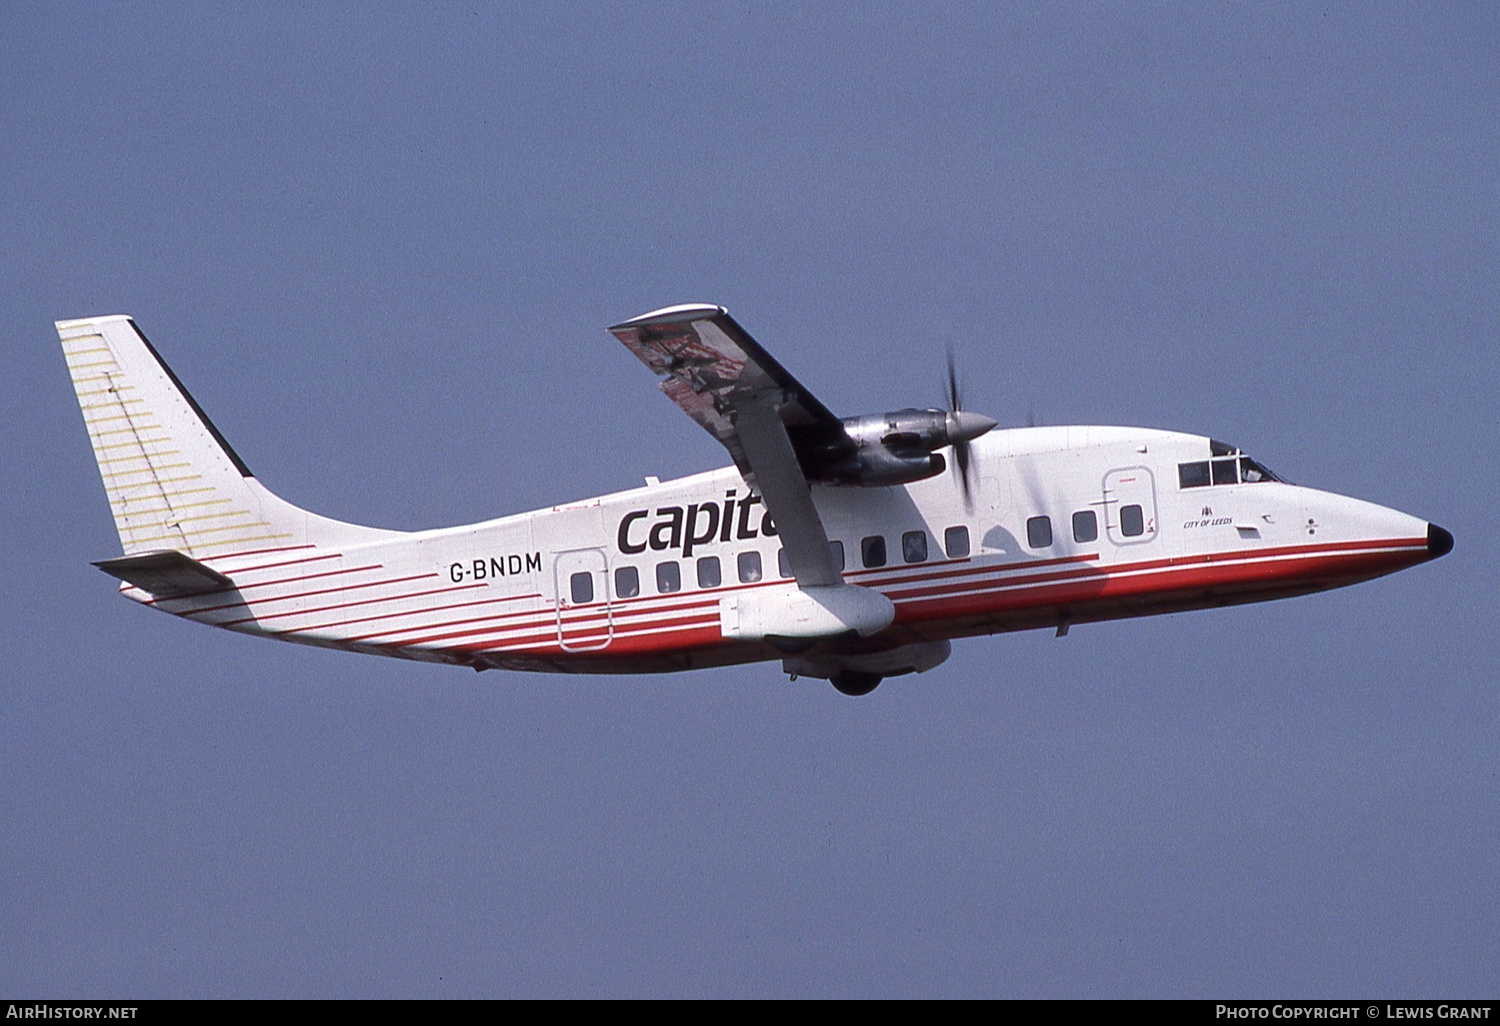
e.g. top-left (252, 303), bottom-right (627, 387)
top-left (3, 2), bottom-right (1495, 997)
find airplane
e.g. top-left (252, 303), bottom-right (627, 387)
top-left (56, 304), bottom-right (1452, 696)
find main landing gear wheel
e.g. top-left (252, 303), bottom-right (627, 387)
top-left (830, 672), bottom-right (883, 697)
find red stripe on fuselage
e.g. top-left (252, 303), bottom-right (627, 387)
top-left (295, 592), bottom-right (542, 638)
top-left (886, 537), bottom-right (1428, 616)
top-left (525, 538), bottom-right (1424, 661)
top-left (890, 543), bottom-right (1426, 626)
top-left (210, 552), bottom-right (344, 575)
top-left (254, 536), bottom-right (1429, 664)
top-left (180, 570), bottom-right (436, 619)
top-left (257, 584), bottom-right (502, 631)
top-left (152, 563), bottom-right (387, 610)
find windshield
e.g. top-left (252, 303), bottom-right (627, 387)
top-left (1238, 456), bottom-right (1282, 483)
top-left (1178, 445), bottom-right (1286, 489)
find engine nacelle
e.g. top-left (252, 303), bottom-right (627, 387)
top-left (841, 408), bottom-right (953, 452)
top-left (826, 448), bottom-right (946, 487)
top-left (815, 408), bottom-right (994, 487)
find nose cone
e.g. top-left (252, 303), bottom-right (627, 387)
top-left (946, 410), bottom-right (998, 444)
top-left (1427, 523), bottom-right (1454, 560)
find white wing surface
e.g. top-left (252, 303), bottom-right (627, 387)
top-left (609, 304), bottom-right (850, 588)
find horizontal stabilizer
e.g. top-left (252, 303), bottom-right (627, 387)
top-left (93, 550), bottom-right (234, 598)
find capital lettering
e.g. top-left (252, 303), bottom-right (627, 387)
top-left (736, 494), bottom-right (761, 539)
top-left (683, 502), bottom-right (720, 557)
top-left (720, 493), bottom-right (736, 542)
top-left (648, 506), bottom-right (683, 551)
top-left (618, 509), bottom-right (649, 554)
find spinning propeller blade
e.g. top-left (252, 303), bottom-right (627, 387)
top-left (944, 346), bottom-right (995, 509)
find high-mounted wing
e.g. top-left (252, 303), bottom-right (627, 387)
top-left (609, 304), bottom-right (848, 587)
top-left (610, 305), bottom-right (996, 497)
top-left (608, 304), bottom-right (851, 482)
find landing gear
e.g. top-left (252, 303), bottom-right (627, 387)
top-left (830, 671), bottom-right (882, 697)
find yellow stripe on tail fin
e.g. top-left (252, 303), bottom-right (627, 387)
top-left (57, 316), bottom-right (401, 559)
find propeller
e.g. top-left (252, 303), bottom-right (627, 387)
top-left (944, 346), bottom-right (996, 509)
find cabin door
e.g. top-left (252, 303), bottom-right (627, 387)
top-left (1102, 466), bottom-right (1159, 547)
top-left (553, 548), bottom-right (613, 651)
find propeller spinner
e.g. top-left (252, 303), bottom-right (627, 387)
top-left (946, 347), bottom-right (996, 507)
top-left (823, 355), bottom-right (995, 490)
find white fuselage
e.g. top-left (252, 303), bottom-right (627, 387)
top-left (132, 426), bottom-right (1436, 675)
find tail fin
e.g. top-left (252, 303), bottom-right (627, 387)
top-left (57, 315), bottom-right (400, 559)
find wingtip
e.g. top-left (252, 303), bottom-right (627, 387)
top-left (610, 303), bottom-right (727, 331)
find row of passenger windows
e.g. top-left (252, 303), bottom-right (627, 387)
top-left (566, 526), bottom-right (975, 603)
top-left (1024, 505), bottom-right (1146, 548)
top-left (837, 526), bottom-right (971, 570)
top-left (570, 507), bottom-right (1150, 599)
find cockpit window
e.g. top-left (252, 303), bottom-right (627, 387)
top-left (1239, 457), bottom-right (1281, 483)
top-left (1179, 461), bottom-right (1211, 488)
top-left (1180, 454), bottom-right (1283, 488)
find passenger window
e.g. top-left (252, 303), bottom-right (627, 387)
top-left (1120, 504), bottom-right (1145, 537)
top-left (902, 530), bottom-right (928, 563)
top-left (738, 550), bottom-right (763, 583)
top-left (861, 535), bottom-right (887, 568)
top-left (1027, 515), bottom-right (1053, 549)
top-left (944, 526), bottom-right (970, 558)
top-left (1179, 461), bottom-right (1211, 489)
top-left (1212, 458), bottom-right (1239, 485)
top-left (829, 540), bottom-right (845, 570)
top-left (656, 561), bottom-right (680, 594)
top-left (697, 556), bottom-right (721, 589)
top-left (776, 548), bottom-right (790, 578)
top-left (1072, 510), bottom-right (1098, 543)
top-left (614, 566), bottom-right (639, 599)
top-left (569, 571), bottom-right (593, 604)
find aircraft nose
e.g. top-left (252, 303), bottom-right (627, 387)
top-left (1427, 523), bottom-right (1454, 560)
